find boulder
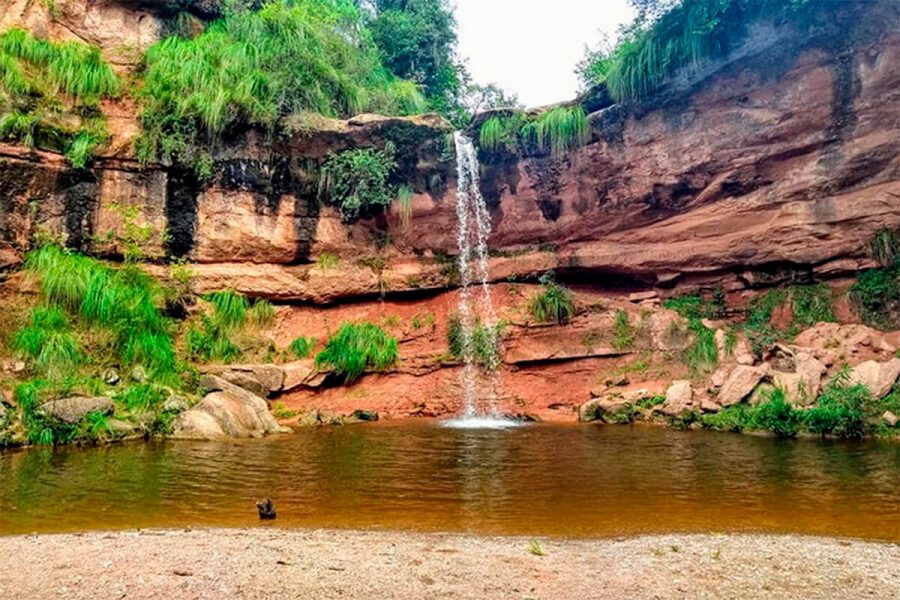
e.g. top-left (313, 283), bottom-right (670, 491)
top-left (717, 365), bottom-right (770, 407)
top-left (710, 368), bottom-right (728, 389)
top-left (39, 397), bottom-right (114, 424)
top-left (882, 411), bottom-right (898, 428)
top-left (579, 388), bottom-right (655, 422)
top-left (202, 364), bottom-right (285, 396)
top-left (699, 399), bottom-right (721, 413)
top-left (849, 359), bottom-right (900, 399)
top-left (281, 360), bottom-right (323, 392)
top-left (772, 352), bottom-right (827, 406)
top-left (172, 389), bottom-right (284, 439)
top-left (662, 381), bottom-right (693, 418)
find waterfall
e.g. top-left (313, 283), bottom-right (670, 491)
top-left (451, 132), bottom-right (502, 420)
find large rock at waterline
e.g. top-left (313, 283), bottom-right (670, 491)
top-left (662, 381), bottom-right (693, 418)
top-left (772, 352), bottom-right (827, 406)
top-left (717, 365), bottom-right (770, 407)
top-left (579, 388), bottom-right (658, 422)
top-left (848, 359), bottom-right (900, 400)
top-left (38, 396), bottom-right (114, 424)
top-left (172, 390), bottom-right (284, 439)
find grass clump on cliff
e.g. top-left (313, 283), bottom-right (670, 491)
top-left (21, 244), bottom-right (175, 373)
top-left (520, 106), bottom-right (590, 156)
top-left (137, 0), bottom-right (426, 175)
top-left (850, 227), bottom-right (900, 330)
top-left (664, 294), bottom-right (721, 373)
top-left (529, 274), bottom-right (575, 324)
top-left (186, 289), bottom-right (275, 363)
top-left (447, 316), bottom-right (503, 370)
top-left (288, 336), bottom-right (317, 359)
top-left (477, 106), bottom-right (589, 157)
top-left (319, 146), bottom-right (398, 221)
top-left (0, 28), bottom-right (119, 167)
top-left (12, 306), bottom-right (81, 378)
top-left (315, 321), bottom-right (398, 383)
top-left (578, 0), bottom-right (815, 102)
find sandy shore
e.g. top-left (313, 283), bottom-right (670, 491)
top-left (0, 528), bottom-right (897, 599)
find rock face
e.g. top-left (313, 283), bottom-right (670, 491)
top-left (38, 396), bottom-right (114, 424)
top-left (2, 1), bottom-right (899, 302)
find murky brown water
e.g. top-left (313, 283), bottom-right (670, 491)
top-left (1, 423), bottom-right (898, 539)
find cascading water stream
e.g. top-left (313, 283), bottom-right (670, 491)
top-left (445, 132), bottom-right (517, 429)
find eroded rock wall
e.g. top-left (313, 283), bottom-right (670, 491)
top-left (1, 0), bottom-right (898, 303)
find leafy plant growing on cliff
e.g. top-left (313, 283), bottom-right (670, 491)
top-left (850, 229), bottom-right (900, 330)
top-left (319, 147), bottom-right (398, 221)
top-left (316, 322), bottom-right (398, 383)
top-left (529, 274), bottom-right (575, 324)
top-left (0, 28), bottom-right (118, 167)
top-left (136, 1), bottom-right (426, 172)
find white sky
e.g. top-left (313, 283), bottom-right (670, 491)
top-left (455, 0), bottom-right (635, 108)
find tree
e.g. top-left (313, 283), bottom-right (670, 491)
top-left (368, 0), bottom-right (461, 114)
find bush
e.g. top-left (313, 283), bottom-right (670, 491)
top-left (520, 106), bottom-right (590, 155)
top-left (315, 322), bottom-right (398, 383)
top-left (752, 387), bottom-right (801, 438)
top-left (804, 376), bottom-right (868, 439)
top-left (319, 147), bottom-right (398, 221)
top-left (790, 283), bottom-right (836, 330)
top-left (850, 263), bottom-right (900, 330)
top-left (137, 1), bottom-right (426, 172)
top-left (700, 404), bottom-right (754, 433)
top-left (612, 309), bottom-right (635, 351)
top-left (528, 274), bottom-right (575, 324)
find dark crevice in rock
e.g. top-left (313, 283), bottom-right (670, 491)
top-left (165, 167), bottom-right (200, 258)
top-left (59, 170), bottom-right (98, 252)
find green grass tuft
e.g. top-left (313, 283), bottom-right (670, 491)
top-left (528, 274), bottom-right (575, 324)
top-left (315, 322), bottom-right (398, 383)
top-left (288, 336), bottom-right (317, 359)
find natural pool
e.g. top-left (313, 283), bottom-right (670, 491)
top-left (1, 423), bottom-right (898, 540)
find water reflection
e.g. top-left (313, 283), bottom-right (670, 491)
top-left (0, 424), bottom-right (897, 539)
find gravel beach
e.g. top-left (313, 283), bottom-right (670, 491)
top-left (0, 528), bottom-right (897, 599)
